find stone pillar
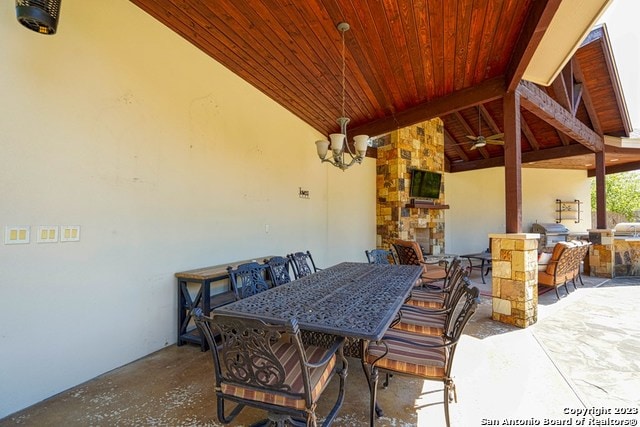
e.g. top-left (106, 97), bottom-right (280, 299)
top-left (587, 229), bottom-right (614, 278)
top-left (489, 233), bottom-right (540, 328)
top-left (374, 119), bottom-right (446, 251)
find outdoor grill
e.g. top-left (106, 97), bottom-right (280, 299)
top-left (613, 222), bottom-right (640, 238)
top-left (531, 222), bottom-right (570, 250)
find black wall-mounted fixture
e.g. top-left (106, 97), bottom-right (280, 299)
top-left (16, 0), bottom-right (62, 35)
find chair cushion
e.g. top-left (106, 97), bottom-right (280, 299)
top-left (393, 309), bottom-right (446, 336)
top-left (366, 328), bottom-right (446, 379)
top-left (537, 270), bottom-right (557, 286)
top-left (409, 288), bottom-right (446, 303)
top-left (404, 298), bottom-right (443, 309)
top-left (220, 341), bottom-right (336, 410)
top-left (538, 251), bottom-right (552, 271)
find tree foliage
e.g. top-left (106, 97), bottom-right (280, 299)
top-left (591, 171), bottom-right (640, 220)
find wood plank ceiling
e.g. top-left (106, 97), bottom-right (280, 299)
top-left (129, 0), bottom-right (638, 174)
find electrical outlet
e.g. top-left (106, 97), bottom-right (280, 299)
top-left (37, 226), bottom-right (59, 243)
top-left (4, 226), bottom-right (30, 244)
top-left (60, 225), bottom-right (81, 242)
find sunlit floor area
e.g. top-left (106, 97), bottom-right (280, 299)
top-left (1, 272), bottom-right (638, 427)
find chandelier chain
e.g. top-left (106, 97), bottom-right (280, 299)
top-left (341, 27), bottom-right (346, 120)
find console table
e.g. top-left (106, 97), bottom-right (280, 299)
top-left (175, 256), bottom-right (273, 350)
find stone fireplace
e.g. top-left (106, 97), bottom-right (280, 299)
top-left (375, 119), bottom-right (446, 253)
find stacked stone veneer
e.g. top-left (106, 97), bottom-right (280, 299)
top-left (588, 229), bottom-right (614, 278)
top-left (490, 233), bottom-right (540, 328)
top-left (375, 119), bottom-right (446, 252)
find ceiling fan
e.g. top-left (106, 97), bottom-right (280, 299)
top-left (464, 107), bottom-right (504, 150)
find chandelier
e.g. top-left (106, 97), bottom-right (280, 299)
top-left (315, 22), bottom-right (369, 171)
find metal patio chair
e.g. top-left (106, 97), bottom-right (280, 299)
top-left (287, 251), bottom-right (320, 279)
top-left (265, 256), bottom-right (293, 287)
top-left (391, 239), bottom-right (447, 287)
top-left (227, 262), bottom-right (270, 300)
top-left (194, 311), bottom-right (348, 427)
top-left (365, 248), bottom-right (398, 265)
top-left (364, 285), bottom-right (479, 427)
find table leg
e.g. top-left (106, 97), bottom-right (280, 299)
top-left (480, 260), bottom-right (486, 284)
top-left (360, 361), bottom-right (383, 426)
top-left (464, 257), bottom-right (473, 276)
top-left (177, 279), bottom-right (185, 346)
top-left (369, 365), bottom-right (380, 426)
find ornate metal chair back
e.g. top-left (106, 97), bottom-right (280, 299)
top-left (365, 249), bottom-right (397, 265)
top-left (227, 262), bottom-right (269, 300)
top-left (287, 251), bottom-right (319, 279)
top-left (193, 310), bottom-right (347, 426)
top-left (265, 256), bottom-right (293, 287)
top-left (392, 240), bottom-right (424, 266)
top-left (444, 284), bottom-right (479, 357)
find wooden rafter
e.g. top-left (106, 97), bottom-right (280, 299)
top-left (517, 81), bottom-right (603, 152)
top-left (571, 57), bottom-right (603, 135)
top-left (348, 76), bottom-right (506, 138)
top-left (479, 105), bottom-right (501, 135)
top-left (444, 128), bottom-right (469, 162)
top-left (551, 68), bottom-right (571, 112)
top-left (520, 118), bottom-right (540, 150)
top-left (449, 143), bottom-right (593, 173)
top-left (572, 83), bottom-right (583, 116)
top-left (556, 130), bottom-right (572, 146)
top-left (588, 160), bottom-right (640, 177)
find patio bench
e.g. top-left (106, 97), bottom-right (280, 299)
top-left (537, 241), bottom-right (590, 299)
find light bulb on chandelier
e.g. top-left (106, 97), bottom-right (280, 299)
top-left (315, 22), bottom-right (370, 171)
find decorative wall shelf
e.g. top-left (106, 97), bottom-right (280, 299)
top-left (555, 199), bottom-right (582, 223)
top-left (406, 199), bottom-right (450, 209)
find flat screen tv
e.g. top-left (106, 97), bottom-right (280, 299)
top-left (409, 169), bottom-right (442, 199)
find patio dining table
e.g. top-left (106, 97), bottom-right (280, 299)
top-left (213, 261), bottom-right (423, 426)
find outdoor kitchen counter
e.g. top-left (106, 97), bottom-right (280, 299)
top-left (614, 239), bottom-right (640, 276)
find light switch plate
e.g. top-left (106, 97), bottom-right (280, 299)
top-left (60, 225), bottom-right (81, 242)
top-left (37, 226), bottom-right (59, 243)
top-left (4, 226), bottom-right (30, 244)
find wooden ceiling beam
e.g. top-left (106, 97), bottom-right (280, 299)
top-left (572, 83), bottom-right (583, 116)
top-left (444, 128), bottom-right (469, 162)
top-left (587, 160), bottom-right (640, 177)
top-left (347, 76), bottom-right (506, 138)
top-left (557, 130), bottom-right (572, 146)
top-left (449, 143), bottom-right (593, 173)
top-left (517, 81), bottom-right (603, 152)
top-left (551, 68), bottom-right (571, 112)
top-left (520, 117), bottom-right (540, 150)
top-left (571, 57), bottom-right (603, 135)
top-left (479, 105), bottom-right (501, 135)
top-left (505, 0), bottom-right (563, 91)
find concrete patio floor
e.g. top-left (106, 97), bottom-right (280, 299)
top-left (1, 272), bottom-right (638, 426)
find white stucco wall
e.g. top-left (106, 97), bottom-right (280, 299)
top-left (0, 1), bottom-right (375, 417)
top-left (445, 168), bottom-right (592, 255)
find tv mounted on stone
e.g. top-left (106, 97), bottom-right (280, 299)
top-left (409, 169), bottom-right (442, 200)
